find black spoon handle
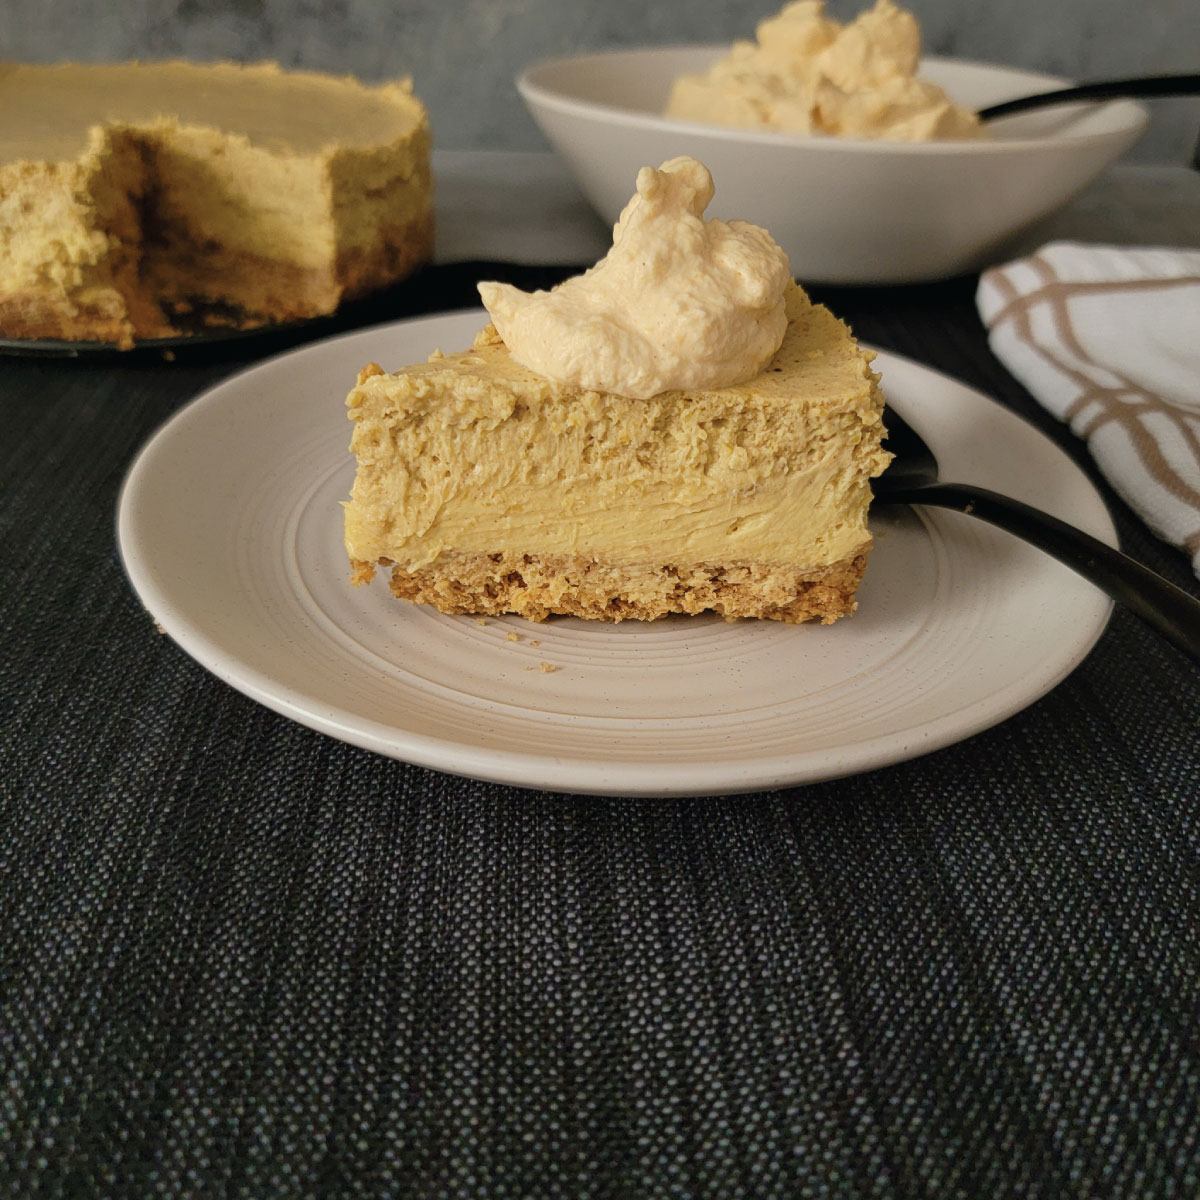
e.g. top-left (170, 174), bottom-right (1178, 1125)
top-left (978, 72), bottom-right (1200, 120)
top-left (878, 482), bottom-right (1200, 663)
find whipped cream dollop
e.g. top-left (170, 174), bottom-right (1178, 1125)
top-left (477, 157), bottom-right (791, 400)
top-left (666, 0), bottom-right (981, 141)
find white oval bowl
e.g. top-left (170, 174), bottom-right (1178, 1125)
top-left (518, 47), bottom-right (1149, 284)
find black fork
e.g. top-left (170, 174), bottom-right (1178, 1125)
top-left (873, 405), bottom-right (1200, 664)
top-left (977, 72), bottom-right (1200, 121)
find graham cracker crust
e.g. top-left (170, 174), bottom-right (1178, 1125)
top-left (350, 549), bottom-right (870, 624)
top-left (0, 288), bottom-right (167, 348)
top-left (146, 209), bottom-right (435, 327)
top-left (2, 213), bottom-right (433, 347)
top-left (337, 211), bottom-right (434, 302)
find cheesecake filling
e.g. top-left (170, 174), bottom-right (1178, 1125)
top-left (477, 157), bottom-right (791, 399)
top-left (345, 284), bottom-right (889, 577)
top-left (666, 0), bottom-right (981, 141)
top-left (346, 393), bottom-right (875, 571)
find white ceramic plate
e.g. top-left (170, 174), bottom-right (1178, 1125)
top-left (118, 310), bottom-right (1115, 796)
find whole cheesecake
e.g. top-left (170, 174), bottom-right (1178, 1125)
top-left (0, 61), bottom-right (433, 347)
top-left (344, 282), bottom-right (891, 624)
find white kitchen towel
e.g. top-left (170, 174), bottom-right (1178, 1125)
top-left (977, 241), bottom-right (1200, 579)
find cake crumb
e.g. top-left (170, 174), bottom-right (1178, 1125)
top-left (505, 631), bottom-right (520, 642)
top-left (475, 618), bottom-right (488, 626)
top-left (538, 661), bottom-right (557, 673)
top-left (529, 639), bottom-right (540, 648)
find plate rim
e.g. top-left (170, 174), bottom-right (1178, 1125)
top-left (117, 309), bottom-right (1116, 796)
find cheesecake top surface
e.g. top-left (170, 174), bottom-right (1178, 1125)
top-left (398, 284), bottom-right (877, 413)
top-left (0, 60), bottom-right (427, 166)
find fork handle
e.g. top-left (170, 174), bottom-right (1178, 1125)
top-left (878, 482), bottom-right (1200, 664)
top-left (978, 72), bottom-right (1200, 120)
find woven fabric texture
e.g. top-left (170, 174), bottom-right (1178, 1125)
top-left (2, 268), bottom-right (1198, 1199)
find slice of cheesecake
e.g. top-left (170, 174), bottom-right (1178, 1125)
top-left (0, 61), bottom-right (432, 347)
top-left (344, 282), bottom-right (891, 624)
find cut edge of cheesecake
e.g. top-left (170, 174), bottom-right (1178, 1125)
top-left (344, 283), bottom-right (891, 625)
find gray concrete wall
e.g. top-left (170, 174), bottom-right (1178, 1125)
top-left (2, 0), bottom-right (1197, 162)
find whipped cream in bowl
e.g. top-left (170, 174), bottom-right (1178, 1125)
top-left (666, 0), bottom-right (982, 142)
top-left (517, 53), bottom-right (1147, 283)
top-left (478, 157), bottom-right (791, 399)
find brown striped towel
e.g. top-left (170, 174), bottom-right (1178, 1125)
top-left (977, 242), bottom-right (1200, 579)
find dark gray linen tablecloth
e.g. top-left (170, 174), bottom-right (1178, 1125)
top-left (2, 261), bottom-right (1198, 1199)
